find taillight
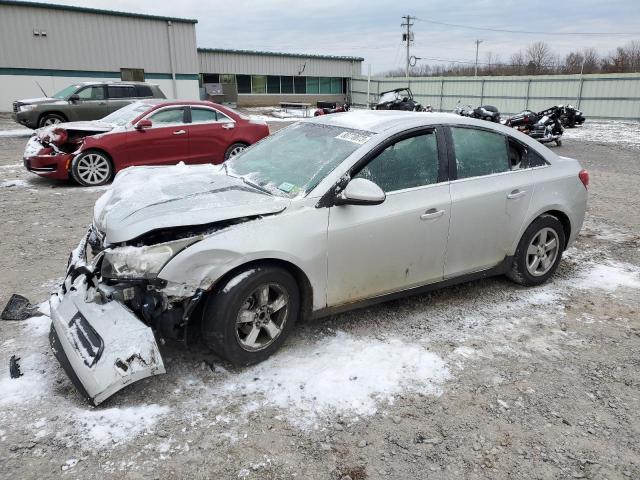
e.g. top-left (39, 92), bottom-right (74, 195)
top-left (579, 169), bottom-right (589, 189)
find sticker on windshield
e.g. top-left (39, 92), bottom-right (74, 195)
top-left (278, 182), bottom-right (296, 193)
top-left (335, 131), bottom-right (371, 145)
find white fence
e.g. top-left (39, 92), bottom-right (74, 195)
top-left (351, 73), bottom-right (640, 120)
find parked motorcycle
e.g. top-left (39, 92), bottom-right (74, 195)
top-left (314, 103), bottom-right (350, 116)
top-left (454, 102), bottom-right (501, 122)
top-left (505, 106), bottom-right (564, 146)
top-left (559, 104), bottom-right (585, 128)
top-left (374, 88), bottom-right (424, 111)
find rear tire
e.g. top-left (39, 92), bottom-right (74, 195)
top-left (224, 142), bottom-right (248, 161)
top-left (70, 150), bottom-right (114, 187)
top-left (507, 215), bottom-right (565, 286)
top-left (202, 266), bottom-right (299, 366)
top-left (38, 113), bottom-right (66, 128)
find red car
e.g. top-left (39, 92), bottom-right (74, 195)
top-left (23, 101), bottom-right (270, 186)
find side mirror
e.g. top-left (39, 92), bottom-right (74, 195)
top-left (335, 178), bottom-right (386, 206)
top-left (69, 94), bottom-right (80, 103)
top-left (136, 119), bottom-right (152, 130)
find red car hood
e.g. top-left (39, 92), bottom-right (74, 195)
top-left (36, 121), bottom-right (114, 146)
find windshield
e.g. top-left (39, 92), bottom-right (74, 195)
top-left (226, 122), bottom-right (374, 198)
top-left (101, 102), bottom-right (153, 126)
top-left (52, 85), bottom-right (80, 100)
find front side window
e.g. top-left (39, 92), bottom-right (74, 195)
top-left (227, 123), bottom-right (374, 197)
top-left (77, 86), bottom-right (105, 100)
top-left (355, 132), bottom-right (439, 192)
top-left (451, 127), bottom-right (509, 179)
top-left (149, 108), bottom-right (185, 125)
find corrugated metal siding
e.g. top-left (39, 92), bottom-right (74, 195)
top-left (0, 3), bottom-right (198, 73)
top-left (351, 73), bottom-right (640, 120)
top-left (198, 50), bottom-right (362, 77)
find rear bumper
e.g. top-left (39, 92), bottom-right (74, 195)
top-left (49, 235), bottom-right (165, 405)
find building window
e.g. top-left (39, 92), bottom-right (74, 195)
top-left (237, 75), bottom-right (251, 94)
top-left (203, 73), bottom-right (219, 84)
top-left (220, 74), bottom-right (235, 84)
top-left (281, 76), bottom-right (294, 93)
top-left (121, 68), bottom-right (144, 82)
top-left (251, 75), bottom-right (266, 94)
top-left (319, 77), bottom-right (332, 94)
top-left (267, 76), bottom-right (280, 94)
top-left (306, 77), bottom-right (319, 94)
top-left (294, 77), bottom-right (306, 94)
top-left (331, 78), bottom-right (342, 94)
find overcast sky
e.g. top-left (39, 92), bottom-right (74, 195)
top-left (29, 0), bottom-right (640, 73)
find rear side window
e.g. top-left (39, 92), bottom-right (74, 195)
top-left (135, 85), bottom-right (153, 98)
top-left (355, 131), bottom-right (439, 192)
top-left (451, 127), bottom-right (509, 179)
top-left (508, 137), bottom-right (549, 169)
top-left (191, 108), bottom-right (217, 123)
top-left (108, 85), bottom-right (136, 99)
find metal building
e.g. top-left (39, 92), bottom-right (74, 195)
top-left (197, 49), bottom-right (363, 106)
top-left (0, 0), bottom-right (200, 110)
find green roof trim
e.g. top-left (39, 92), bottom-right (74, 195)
top-left (0, 0), bottom-right (197, 24)
top-left (198, 48), bottom-right (364, 62)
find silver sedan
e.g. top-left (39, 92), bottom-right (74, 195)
top-left (50, 111), bottom-right (588, 404)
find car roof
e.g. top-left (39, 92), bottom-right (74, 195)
top-left (75, 81), bottom-right (159, 87)
top-left (307, 110), bottom-right (507, 133)
top-left (139, 99), bottom-right (223, 107)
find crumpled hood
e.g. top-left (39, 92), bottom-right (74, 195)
top-left (37, 120), bottom-right (114, 135)
top-left (93, 163), bottom-right (290, 244)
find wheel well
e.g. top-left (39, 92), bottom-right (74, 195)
top-left (38, 111), bottom-right (67, 124)
top-left (542, 210), bottom-right (571, 249)
top-left (209, 259), bottom-right (314, 321)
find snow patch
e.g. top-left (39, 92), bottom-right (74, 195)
top-left (0, 128), bottom-right (32, 138)
top-left (575, 261), bottom-right (640, 291)
top-left (221, 331), bottom-right (449, 424)
top-left (563, 121), bottom-right (640, 149)
top-left (73, 404), bottom-right (170, 446)
top-left (0, 352), bottom-right (50, 405)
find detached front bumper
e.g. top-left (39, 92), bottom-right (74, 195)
top-left (49, 236), bottom-right (165, 405)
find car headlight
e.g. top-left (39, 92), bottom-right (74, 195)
top-left (101, 236), bottom-right (201, 280)
top-left (19, 104), bottom-right (36, 112)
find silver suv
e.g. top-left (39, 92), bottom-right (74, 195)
top-left (12, 81), bottom-right (165, 128)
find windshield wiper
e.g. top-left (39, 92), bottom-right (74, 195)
top-left (239, 176), bottom-right (273, 196)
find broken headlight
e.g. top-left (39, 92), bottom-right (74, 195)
top-left (101, 237), bottom-right (201, 280)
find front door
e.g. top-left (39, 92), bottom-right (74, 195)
top-left (70, 85), bottom-right (108, 121)
top-left (444, 126), bottom-right (534, 277)
top-left (327, 129), bottom-right (451, 307)
top-left (124, 106), bottom-right (189, 167)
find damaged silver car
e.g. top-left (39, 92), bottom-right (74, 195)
top-left (50, 111), bottom-right (588, 404)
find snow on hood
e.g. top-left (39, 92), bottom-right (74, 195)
top-left (17, 97), bottom-right (67, 105)
top-left (94, 163), bottom-right (290, 244)
top-left (37, 120), bottom-right (114, 135)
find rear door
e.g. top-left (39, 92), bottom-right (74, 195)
top-left (106, 85), bottom-right (137, 114)
top-left (70, 85), bottom-right (108, 121)
top-left (124, 106), bottom-right (189, 167)
top-left (326, 129), bottom-right (451, 306)
top-left (186, 106), bottom-right (236, 165)
top-left (443, 126), bottom-right (534, 277)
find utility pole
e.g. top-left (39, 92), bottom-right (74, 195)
top-left (474, 39), bottom-right (483, 77)
top-left (401, 15), bottom-right (414, 78)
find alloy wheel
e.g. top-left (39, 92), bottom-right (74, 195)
top-left (236, 283), bottom-right (289, 351)
top-left (76, 153), bottom-right (111, 185)
top-left (43, 117), bottom-right (62, 126)
top-left (228, 145), bottom-right (246, 158)
top-left (526, 227), bottom-right (560, 277)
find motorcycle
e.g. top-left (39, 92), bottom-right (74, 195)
top-left (314, 103), bottom-right (350, 116)
top-left (454, 102), bottom-right (501, 122)
top-left (559, 104), bottom-right (585, 128)
top-left (374, 88), bottom-right (424, 111)
top-left (505, 106), bottom-right (564, 146)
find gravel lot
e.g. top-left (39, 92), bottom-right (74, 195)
top-left (0, 115), bottom-right (638, 480)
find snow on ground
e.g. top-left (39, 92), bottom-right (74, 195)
top-left (563, 120), bottom-right (640, 149)
top-left (0, 129), bottom-right (31, 138)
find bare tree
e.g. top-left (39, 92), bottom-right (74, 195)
top-left (526, 42), bottom-right (554, 73)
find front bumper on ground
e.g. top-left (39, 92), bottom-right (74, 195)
top-left (49, 236), bottom-right (165, 405)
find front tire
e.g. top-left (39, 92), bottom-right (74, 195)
top-left (507, 215), bottom-right (565, 286)
top-left (70, 150), bottom-right (114, 186)
top-left (38, 113), bottom-right (66, 128)
top-left (202, 266), bottom-right (300, 366)
top-left (224, 142), bottom-right (248, 161)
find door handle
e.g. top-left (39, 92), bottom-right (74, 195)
top-left (173, 130), bottom-right (186, 135)
top-left (507, 189), bottom-right (527, 199)
top-left (222, 123), bottom-right (235, 130)
top-left (420, 208), bottom-right (445, 220)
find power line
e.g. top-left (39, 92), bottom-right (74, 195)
top-left (413, 55), bottom-right (558, 68)
top-left (415, 18), bottom-right (640, 36)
